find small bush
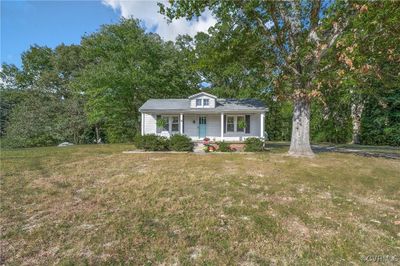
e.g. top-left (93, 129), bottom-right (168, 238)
top-left (134, 134), bottom-right (169, 151)
top-left (244, 137), bottom-right (264, 152)
top-left (169, 134), bottom-right (193, 151)
top-left (217, 141), bottom-right (231, 152)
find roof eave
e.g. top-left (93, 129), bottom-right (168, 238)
top-left (140, 108), bottom-right (267, 113)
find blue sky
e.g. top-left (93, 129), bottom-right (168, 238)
top-left (1, 1), bottom-right (119, 67)
top-left (1, 0), bottom-right (216, 68)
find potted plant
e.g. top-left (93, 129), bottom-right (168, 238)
top-left (237, 120), bottom-right (247, 130)
top-left (156, 118), bottom-right (168, 131)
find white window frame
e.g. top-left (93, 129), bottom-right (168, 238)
top-left (196, 99), bottom-right (202, 107)
top-left (171, 116), bottom-right (179, 132)
top-left (226, 116), bottom-right (235, 132)
top-left (160, 115), bottom-right (169, 132)
top-left (203, 99), bottom-right (209, 106)
top-left (225, 115), bottom-right (249, 133)
top-left (160, 115), bottom-right (181, 133)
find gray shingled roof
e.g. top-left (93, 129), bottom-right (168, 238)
top-left (139, 98), bottom-right (266, 113)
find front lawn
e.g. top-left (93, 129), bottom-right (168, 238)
top-left (1, 144), bottom-right (399, 264)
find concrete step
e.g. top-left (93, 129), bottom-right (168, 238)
top-left (193, 142), bottom-right (205, 153)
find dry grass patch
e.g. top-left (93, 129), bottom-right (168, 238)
top-left (1, 144), bottom-right (399, 264)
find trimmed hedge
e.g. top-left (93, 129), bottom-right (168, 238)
top-left (244, 137), bottom-right (264, 152)
top-left (169, 134), bottom-right (194, 151)
top-left (217, 141), bottom-right (231, 152)
top-left (134, 134), bottom-right (169, 151)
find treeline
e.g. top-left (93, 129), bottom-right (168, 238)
top-left (1, 20), bottom-right (199, 147)
top-left (1, 10), bottom-right (399, 148)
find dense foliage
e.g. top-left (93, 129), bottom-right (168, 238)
top-left (162, 0), bottom-right (400, 153)
top-left (169, 134), bottom-right (194, 151)
top-left (134, 134), bottom-right (193, 151)
top-left (217, 141), bottom-right (231, 152)
top-left (134, 134), bottom-right (169, 151)
top-left (1, 3), bottom-right (399, 148)
top-left (1, 19), bottom-right (198, 148)
top-left (75, 19), bottom-right (198, 143)
top-left (244, 138), bottom-right (264, 152)
top-left (360, 89), bottom-right (400, 146)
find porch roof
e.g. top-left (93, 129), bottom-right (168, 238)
top-left (139, 98), bottom-right (267, 113)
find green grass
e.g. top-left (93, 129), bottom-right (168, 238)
top-left (1, 144), bottom-right (399, 264)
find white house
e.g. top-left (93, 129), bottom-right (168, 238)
top-left (139, 92), bottom-right (267, 142)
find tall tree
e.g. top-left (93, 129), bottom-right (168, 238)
top-left (0, 64), bottom-right (27, 136)
top-left (1, 44), bottom-right (89, 147)
top-left (75, 19), bottom-right (199, 143)
top-left (360, 88), bottom-right (400, 146)
top-left (161, 0), bottom-right (360, 156)
top-left (328, 1), bottom-right (400, 144)
top-left (178, 30), bottom-right (292, 140)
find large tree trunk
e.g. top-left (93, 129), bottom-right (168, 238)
top-left (350, 101), bottom-right (364, 144)
top-left (288, 98), bottom-right (314, 157)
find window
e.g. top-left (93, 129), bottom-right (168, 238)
top-left (203, 99), bottom-right (209, 106)
top-left (171, 116), bottom-right (179, 132)
top-left (162, 116), bottom-right (169, 131)
top-left (196, 99), bottom-right (202, 106)
top-left (227, 116), bottom-right (235, 132)
top-left (237, 116), bottom-right (245, 132)
top-left (225, 115), bottom-right (250, 133)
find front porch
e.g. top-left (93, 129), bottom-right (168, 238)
top-left (141, 112), bottom-right (265, 142)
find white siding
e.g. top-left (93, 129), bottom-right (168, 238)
top-left (206, 115), bottom-right (220, 141)
top-left (143, 112), bottom-right (264, 141)
top-left (144, 113), bottom-right (157, 134)
top-left (222, 114), bottom-right (261, 141)
top-left (182, 114), bottom-right (197, 139)
top-left (183, 113), bottom-right (263, 141)
top-left (190, 96), bottom-right (216, 108)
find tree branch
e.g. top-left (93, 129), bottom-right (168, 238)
top-left (254, 6), bottom-right (300, 76)
top-left (310, 0), bottom-right (321, 30)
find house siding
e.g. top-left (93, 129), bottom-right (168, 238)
top-left (144, 113), bottom-right (157, 134)
top-left (182, 113), bottom-right (262, 141)
top-left (189, 95), bottom-right (216, 108)
top-left (142, 112), bottom-right (264, 141)
top-left (221, 114), bottom-right (261, 141)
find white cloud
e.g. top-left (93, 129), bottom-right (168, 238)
top-left (101, 0), bottom-right (217, 41)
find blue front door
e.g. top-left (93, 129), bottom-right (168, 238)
top-left (199, 116), bottom-right (207, 138)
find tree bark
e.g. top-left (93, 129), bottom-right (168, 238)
top-left (350, 101), bottom-right (364, 144)
top-left (95, 124), bottom-right (100, 144)
top-left (288, 97), bottom-right (314, 157)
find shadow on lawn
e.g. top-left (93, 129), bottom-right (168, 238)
top-left (267, 141), bottom-right (400, 159)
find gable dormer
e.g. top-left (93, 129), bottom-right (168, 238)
top-left (189, 92), bottom-right (217, 108)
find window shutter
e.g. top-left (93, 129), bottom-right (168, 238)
top-left (182, 115), bottom-right (184, 134)
top-left (156, 115), bottom-right (161, 133)
top-left (224, 115), bottom-right (227, 133)
top-left (245, 115), bottom-right (251, 134)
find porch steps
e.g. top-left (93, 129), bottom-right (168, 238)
top-left (193, 142), bottom-right (206, 153)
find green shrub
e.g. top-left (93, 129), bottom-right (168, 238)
top-left (169, 134), bottom-right (193, 151)
top-left (134, 134), bottom-right (169, 151)
top-left (244, 137), bottom-right (264, 152)
top-left (217, 141), bottom-right (231, 152)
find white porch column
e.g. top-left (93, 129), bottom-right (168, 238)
top-left (220, 112), bottom-right (224, 141)
top-left (141, 113), bottom-right (145, 136)
top-left (180, 113), bottom-right (183, 134)
top-left (260, 112), bottom-right (265, 138)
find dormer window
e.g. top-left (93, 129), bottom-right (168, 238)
top-left (196, 99), bottom-right (202, 107)
top-left (189, 92), bottom-right (217, 108)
